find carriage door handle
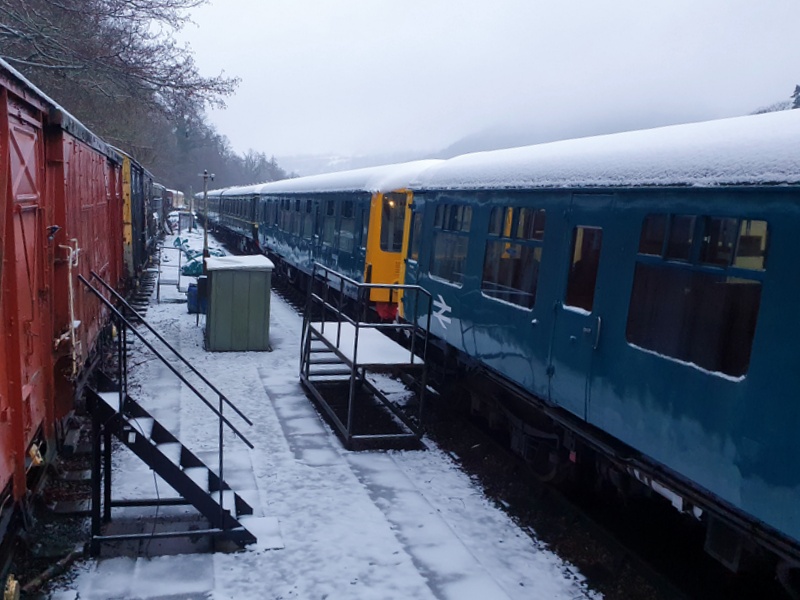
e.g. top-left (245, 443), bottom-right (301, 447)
top-left (593, 316), bottom-right (602, 350)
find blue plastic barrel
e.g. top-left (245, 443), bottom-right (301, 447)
top-left (187, 282), bottom-right (198, 313)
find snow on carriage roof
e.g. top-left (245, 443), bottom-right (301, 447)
top-left (412, 110), bottom-right (800, 191)
top-left (215, 160), bottom-right (443, 198)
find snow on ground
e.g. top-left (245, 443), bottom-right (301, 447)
top-left (51, 228), bottom-right (598, 600)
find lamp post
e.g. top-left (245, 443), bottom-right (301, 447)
top-left (201, 169), bottom-right (214, 272)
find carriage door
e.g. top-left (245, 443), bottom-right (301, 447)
top-left (7, 109), bottom-right (48, 437)
top-left (402, 201), bottom-right (424, 285)
top-left (357, 201), bottom-right (368, 276)
top-left (547, 194), bottom-right (613, 420)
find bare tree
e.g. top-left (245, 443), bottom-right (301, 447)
top-left (0, 0), bottom-right (237, 120)
top-left (0, 1), bottom-right (291, 198)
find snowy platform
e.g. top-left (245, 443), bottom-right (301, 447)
top-left (51, 229), bottom-right (596, 600)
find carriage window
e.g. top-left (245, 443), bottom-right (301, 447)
top-left (278, 198), bottom-right (287, 231)
top-left (431, 234), bottom-right (469, 284)
top-left (338, 200), bottom-right (355, 252)
top-left (564, 226), bottom-right (602, 312)
top-left (517, 207), bottom-right (546, 241)
top-left (665, 215), bottom-right (695, 261)
top-left (700, 217), bottom-right (737, 267)
top-left (409, 212), bottom-right (423, 262)
top-left (638, 214), bottom-right (667, 255)
top-left (292, 199), bottom-right (302, 235)
top-left (482, 244), bottom-right (542, 309)
top-left (380, 193), bottom-right (406, 252)
top-left (429, 204), bottom-right (472, 285)
top-left (456, 205), bottom-right (472, 231)
top-left (322, 199), bottom-right (336, 246)
top-left (361, 208), bottom-right (369, 250)
top-left (482, 205), bottom-right (546, 308)
top-left (488, 207), bottom-right (511, 236)
top-left (302, 199), bottom-right (314, 239)
top-left (435, 203), bottom-right (472, 232)
top-left (627, 214), bottom-right (768, 376)
top-left (280, 198), bottom-right (291, 231)
top-left (627, 267), bottom-right (761, 377)
top-left (734, 220), bottom-right (768, 270)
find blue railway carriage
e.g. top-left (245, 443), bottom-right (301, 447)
top-left (209, 161), bottom-right (440, 316)
top-left (217, 185), bottom-right (259, 248)
top-left (404, 110), bottom-right (800, 576)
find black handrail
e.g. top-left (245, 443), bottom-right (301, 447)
top-left (78, 274), bottom-right (254, 449)
top-left (89, 270), bottom-right (252, 426)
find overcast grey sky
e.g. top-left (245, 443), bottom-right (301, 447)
top-left (180, 0), bottom-right (800, 159)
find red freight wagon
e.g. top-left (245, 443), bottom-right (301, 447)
top-left (49, 115), bottom-right (123, 421)
top-left (1, 59), bottom-right (123, 535)
top-left (1, 69), bottom-right (53, 509)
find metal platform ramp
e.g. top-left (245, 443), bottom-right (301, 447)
top-left (300, 264), bottom-right (432, 451)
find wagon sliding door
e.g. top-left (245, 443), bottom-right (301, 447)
top-left (547, 194), bottom-right (613, 419)
top-left (6, 106), bottom-right (50, 448)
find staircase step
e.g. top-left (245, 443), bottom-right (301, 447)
top-left (184, 466), bottom-right (209, 490)
top-left (207, 489), bottom-right (238, 513)
top-left (62, 427), bottom-right (83, 457)
top-left (157, 442), bottom-right (183, 466)
top-left (51, 499), bottom-right (91, 516)
top-left (308, 375), bottom-right (352, 383)
top-left (98, 391), bottom-right (121, 409)
top-left (60, 469), bottom-right (92, 482)
top-left (310, 367), bottom-right (352, 376)
top-left (308, 357), bottom-right (345, 365)
top-left (127, 417), bottom-right (154, 439)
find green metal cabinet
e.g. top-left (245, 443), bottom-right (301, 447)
top-left (205, 255), bottom-right (274, 351)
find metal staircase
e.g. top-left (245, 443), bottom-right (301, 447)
top-left (87, 387), bottom-right (255, 548)
top-left (303, 333), bottom-right (354, 384)
top-left (79, 272), bottom-right (257, 553)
